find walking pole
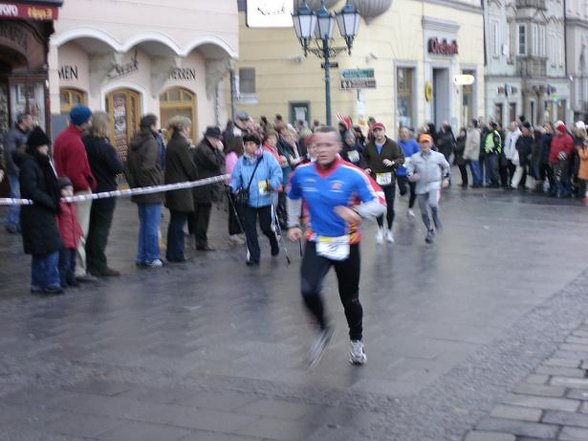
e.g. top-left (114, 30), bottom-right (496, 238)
top-left (271, 203), bottom-right (291, 264)
top-left (226, 189), bottom-right (249, 257)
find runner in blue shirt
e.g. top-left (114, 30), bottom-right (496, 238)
top-left (286, 126), bottom-right (386, 367)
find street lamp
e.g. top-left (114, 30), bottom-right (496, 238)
top-left (292, 0), bottom-right (360, 126)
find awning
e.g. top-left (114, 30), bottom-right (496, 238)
top-left (0, 1), bottom-right (63, 21)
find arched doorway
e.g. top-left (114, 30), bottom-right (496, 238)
top-left (159, 87), bottom-right (197, 143)
top-left (105, 88), bottom-right (141, 161)
top-left (60, 88), bottom-right (87, 115)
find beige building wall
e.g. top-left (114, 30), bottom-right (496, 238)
top-left (231, 0), bottom-right (484, 133)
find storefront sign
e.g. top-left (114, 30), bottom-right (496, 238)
top-left (0, 3), bottom-right (60, 20)
top-left (58, 65), bottom-right (78, 80)
top-left (428, 37), bottom-right (458, 55)
top-left (0, 20), bottom-right (28, 50)
top-left (107, 50), bottom-right (139, 80)
top-left (169, 67), bottom-right (196, 81)
top-left (340, 68), bottom-right (376, 89)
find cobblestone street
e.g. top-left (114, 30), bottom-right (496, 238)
top-left (1, 187), bottom-right (587, 441)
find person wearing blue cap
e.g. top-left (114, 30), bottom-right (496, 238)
top-left (53, 104), bottom-right (97, 282)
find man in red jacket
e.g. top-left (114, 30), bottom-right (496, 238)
top-left (53, 104), bottom-right (97, 282)
top-left (549, 121), bottom-right (575, 198)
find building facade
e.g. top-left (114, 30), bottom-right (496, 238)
top-left (231, 0), bottom-right (485, 133)
top-left (48, 0), bottom-right (238, 159)
top-left (484, 0), bottom-right (571, 127)
top-left (566, 0), bottom-right (588, 122)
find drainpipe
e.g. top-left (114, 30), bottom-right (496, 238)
top-left (482, 0), bottom-right (487, 67)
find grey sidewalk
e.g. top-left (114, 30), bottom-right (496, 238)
top-left (1, 187), bottom-right (588, 440)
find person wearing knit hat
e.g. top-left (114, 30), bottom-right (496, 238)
top-left (53, 104), bottom-right (97, 283)
top-left (56, 175), bottom-right (83, 289)
top-left (406, 133), bottom-right (450, 244)
top-left (16, 125), bottom-right (64, 295)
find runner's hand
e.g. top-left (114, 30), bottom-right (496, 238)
top-left (364, 168), bottom-right (372, 175)
top-left (382, 159), bottom-right (394, 167)
top-left (409, 173), bottom-right (420, 182)
top-left (288, 227), bottom-right (303, 241)
top-left (334, 206), bottom-right (361, 224)
top-left (442, 178), bottom-right (450, 188)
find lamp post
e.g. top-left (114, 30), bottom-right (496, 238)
top-left (292, 0), bottom-right (360, 126)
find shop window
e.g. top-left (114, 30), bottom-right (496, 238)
top-left (239, 68), bottom-right (256, 95)
top-left (10, 82), bottom-right (46, 131)
top-left (517, 25), bottom-right (526, 56)
top-left (105, 89), bottom-right (141, 162)
top-left (462, 70), bottom-right (475, 127)
top-left (509, 103), bottom-right (517, 123)
top-left (160, 87), bottom-right (197, 143)
top-left (396, 67), bottom-right (415, 129)
top-left (494, 103), bottom-right (503, 126)
top-left (60, 88), bottom-right (87, 115)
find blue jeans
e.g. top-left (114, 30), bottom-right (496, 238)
top-left (469, 160), bottom-right (482, 186)
top-left (59, 248), bottom-right (76, 287)
top-left (31, 251), bottom-right (60, 290)
top-left (137, 203), bottom-right (162, 264)
top-left (4, 172), bottom-right (20, 230)
top-left (166, 210), bottom-right (189, 262)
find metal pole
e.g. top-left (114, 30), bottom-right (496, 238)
top-left (322, 36), bottom-right (331, 126)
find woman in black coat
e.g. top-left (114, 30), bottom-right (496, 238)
top-left (16, 126), bottom-right (63, 295)
top-left (455, 128), bottom-right (468, 188)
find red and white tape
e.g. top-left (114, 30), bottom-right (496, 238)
top-left (0, 174), bottom-right (231, 206)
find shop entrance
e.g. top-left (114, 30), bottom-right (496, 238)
top-left (433, 68), bottom-right (450, 127)
top-left (106, 89), bottom-right (141, 161)
top-left (159, 87), bottom-right (197, 143)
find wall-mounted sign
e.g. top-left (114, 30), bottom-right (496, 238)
top-left (58, 65), bottom-right (78, 80)
top-left (340, 68), bottom-right (376, 89)
top-left (0, 3), bottom-right (59, 20)
top-left (247, 0), bottom-right (293, 28)
top-left (425, 81), bottom-right (433, 102)
top-left (428, 37), bottom-right (458, 55)
top-left (107, 50), bottom-right (138, 80)
top-left (169, 67), bottom-right (196, 81)
top-left (453, 74), bottom-right (474, 86)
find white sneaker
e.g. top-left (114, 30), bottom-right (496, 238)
top-left (386, 229), bottom-right (394, 243)
top-left (375, 228), bottom-right (384, 244)
top-left (407, 209), bottom-right (415, 218)
top-left (145, 259), bottom-right (163, 268)
top-left (349, 340), bottom-right (367, 365)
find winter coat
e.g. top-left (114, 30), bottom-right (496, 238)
top-left (549, 133), bottom-right (575, 165)
top-left (362, 137), bottom-right (405, 186)
top-left (504, 129), bottom-right (521, 160)
top-left (84, 135), bottom-right (124, 211)
top-left (464, 128), bottom-right (480, 161)
top-left (53, 125), bottom-right (97, 193)
top-left (192, 138), bottom-right (225, 204)
top-left (126, 128), bottom-right (165, 204)
top-left (164, 132), bottom-right (199, 212)
top-left (515, 135), bottom-right (533, 167)
top-left (577, 147), bottom-right (588, 181)
top-left (16, 151), bottom-right (62, 255)
top-left (57, 201), bottom-right (83, 249)
top-left (454, 135), bottom-right (467, 166)
top-left (436, 130), bottom-right (456, 160)
top-left (2, 123), bottom-right (28, 175)
top-left (230, 151), bottom-right (282, 208)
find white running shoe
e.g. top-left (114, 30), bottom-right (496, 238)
top-left (349, 340), bottom-right (367, 365)
top-left (386, 229), bottom-right (394, 243)
top-left (145, 259), bottom-right (163, 268)
top-left (407, 209), bottom-right (415, 218)
top-left (308, 326), bottom-right (334, 368)
top-left (375, 228), bottom-right (384, 244)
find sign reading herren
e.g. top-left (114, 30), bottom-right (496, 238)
top-left (169, 67), bottom-right (196, 81)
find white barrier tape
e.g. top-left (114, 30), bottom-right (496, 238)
top-left (0, 174), bottom-right (231, 206)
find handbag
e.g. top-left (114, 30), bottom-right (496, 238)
top-left (236, 156), bottom-right (262, 205)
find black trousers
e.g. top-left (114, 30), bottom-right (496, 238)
top-left (241, 204), bottom-right (278, 263)
top-left (397, 175), bottom-right (416, 208)
top-left (190, 203), bottom-right (212, 248)
top-left (457, 164), bottom-right (468, 187)
top-left (376, 184), bottom-right (396, 229)
top-left (300, 241), bottom-right (363, 341)
top-left (86, 199), bottom-right (116, 273)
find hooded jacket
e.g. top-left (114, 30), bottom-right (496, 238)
top-left (53, 125), bottom-right (97, 193)
top-left (126, 128), bottom-right (165, 204)
top-left (464, 128), bottom-right (481, 161)
top-left (57, 201), bottom-right (83, 249)
top-left (230, 150), bottom-right (282, 208)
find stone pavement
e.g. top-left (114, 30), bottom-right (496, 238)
top-left (0, 186), bottom-right (588, 440)
top-left (466, 318), bottom-right (588, 441)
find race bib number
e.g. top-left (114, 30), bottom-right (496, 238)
top-left (316, 235), bottom-right (350, 261)
top-left (258, 180), bottom-right (268, 196)
top-left (348, 150), bottom-right (360, 163)
top-left (376, 172), bottom-right (392, 186)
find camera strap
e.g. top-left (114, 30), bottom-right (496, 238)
top-left (244, 156), bottom-right (263, 194)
